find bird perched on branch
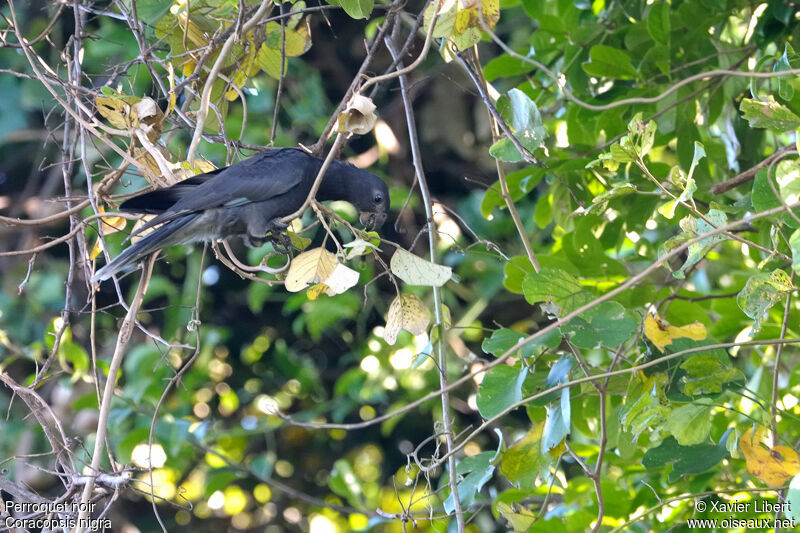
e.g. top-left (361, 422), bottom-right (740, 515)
top-left (91, 148), bottom-right (390, 283)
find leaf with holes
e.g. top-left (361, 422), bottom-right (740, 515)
top-left (736, 269), bottom-right (795, 331)
top-left (383, 293), bottom-right (430, 345)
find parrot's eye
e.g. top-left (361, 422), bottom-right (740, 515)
top-left (373, 193), bottom-right (383, 204)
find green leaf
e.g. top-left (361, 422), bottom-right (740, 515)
top-left (664, 399), bottom-right (713, 446)
top-left (481, 328), bottom-right (561, 358)
top-left (477, 365), bottom-right (528, 420)
top-left (542, 391), bottom-right (570, 452)
top-left (489, 89), bottom-right (547, 162)
top-left (642, 429), bottom-right (732, 482)
top-left (135, 0), bottom-right (173, 25)
top-left (791, 229), bottom-right (800, 274)
top-left (339, 0), bottom-right (373, 19)
top-left (646, 2), bottom-right (671, 44)
top-left (688, 141), bottom-right (706, 181)
top-left (503, 256), bottom-right (536, 294)
top-left (660, 209), bottom-right (728, 279)
top-left (329, 459), bottom-right (364, 507)
top-left (500, 422), bottom-right (554, 491)
top-left (522, 267), bottom-right (593, 315)
top-left (481, 167), bottom-right (545, 217)
top-left (775, 44), bottom-right (795, 101)
top-left (680, 354), bottom-right (744, 396)
top-left (736, 269), bottom-right (795, 331)
top-left (752, 168), bottom-right (800, 228)
top-left (444, 452), bottom-right (495, 513)
top-left (775, 158), bottom-right (800, 207)
top-left (620, 373), bottom-right (670, 441)
top-left (206, 471), bottom-right (240, 498)
top-left (740, 97), bottom-right (800, 131)
top-left (581, 45), bottom-right (639, 79)
top-left (117, 427), bottom-right (152, 463)
top-left (566, 301), bottom-right (637, 349)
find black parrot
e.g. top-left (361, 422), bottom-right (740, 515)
top-left (91, 148), bottom-right (390, 282)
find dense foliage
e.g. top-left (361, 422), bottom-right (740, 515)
top-left (2, 0), bottom-right (800, 531)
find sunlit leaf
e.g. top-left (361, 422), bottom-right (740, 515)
top-left (741, 97), bottom-right (800, 131)
top-left (736, 269), bottom-right (795, 331)
top-left (390, 248), bottom-right (452, 287)
top-left (284, 248), bottom-right (338, 292)
top-left (664, 399), bottom-right (713, 446)
top-left (643, 313), bottom-right (707, 352)
top-left (740, 426), bottom-right (800, 487)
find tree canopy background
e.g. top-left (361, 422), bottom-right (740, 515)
top-left (2, 0), bottom-right (800, 531)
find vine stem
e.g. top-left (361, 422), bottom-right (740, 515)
top-left (387, 36), bottom-right (465, 532)
top-left (75, 256), bottom-right (155, 533)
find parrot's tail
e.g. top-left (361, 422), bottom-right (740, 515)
top-left (91, 214), bottom-right (198, 283)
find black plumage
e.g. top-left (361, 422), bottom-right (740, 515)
top-left (91, 148), bottom-right (390, 282)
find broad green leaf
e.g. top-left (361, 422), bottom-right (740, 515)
top-left (496, 502), bottom-right (536, 532)
top-left (500, 422), bottom-right (554, 491)
top-left (443, 452), bottom-right (495, 513)
top-left (340, 0), bottom-right (373, 18)
top-left (481, 327), bottom-right (562, 359)
top-left (566, 301), bottom-right (637, 349)
top-left (646, 2), bottom-right (670, 44)
top-left (791, 229), bottom-right (800, 274)
top-left (503, 256), bottom-right (536, 294)
top-left (390, 248), bottom-right (452, 287)
top-left (620, 373), bottom-right (670, 441)
top-left (680, 354), bottom-right (744, 396)
top-left (205, 471), bottom-right (240, 499)
top-left (135, 0), bottom-right (172, 25)
top-left (736, 269), bottom-right (795, 331)
top-left (477, 365), bottom-right (527, 419)
top-left (740, 97), bottom-right (800, 131)
top-left (752, 167), bottom-right (800, 228)
top-left (489, 89), bottom-right (547, 162)
top-left (481, 167), bottom-right (545, 217)
top-left (581, 45), bottom-right (639, 79)
top-left (775, 158), bottom-right (800, 206)
top-left (664, 399), bottom-right (713, 446)
top-left (522, 267), bottom-right (593, 315)
top-left (642, 429), bottom-right (732, 482)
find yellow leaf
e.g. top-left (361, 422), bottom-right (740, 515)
top-left (284, 248), bottom-right (337, 292)
top-left (89, 239), bottom-right (103, 261)
top-left (383, 293), bottom-right (430, 345)
top-left (95, 96), bottom-right (135, 129)
top-left (739, 426), bottom-right (800, 487)
top-left (643, 313), bottom-right (707, 352)
top-left (307, 283), bottom-right (329, 300)
top-left (166, 62), bottom-right (177, 118)
top-left (97, 206), bottom-right (127, 235)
